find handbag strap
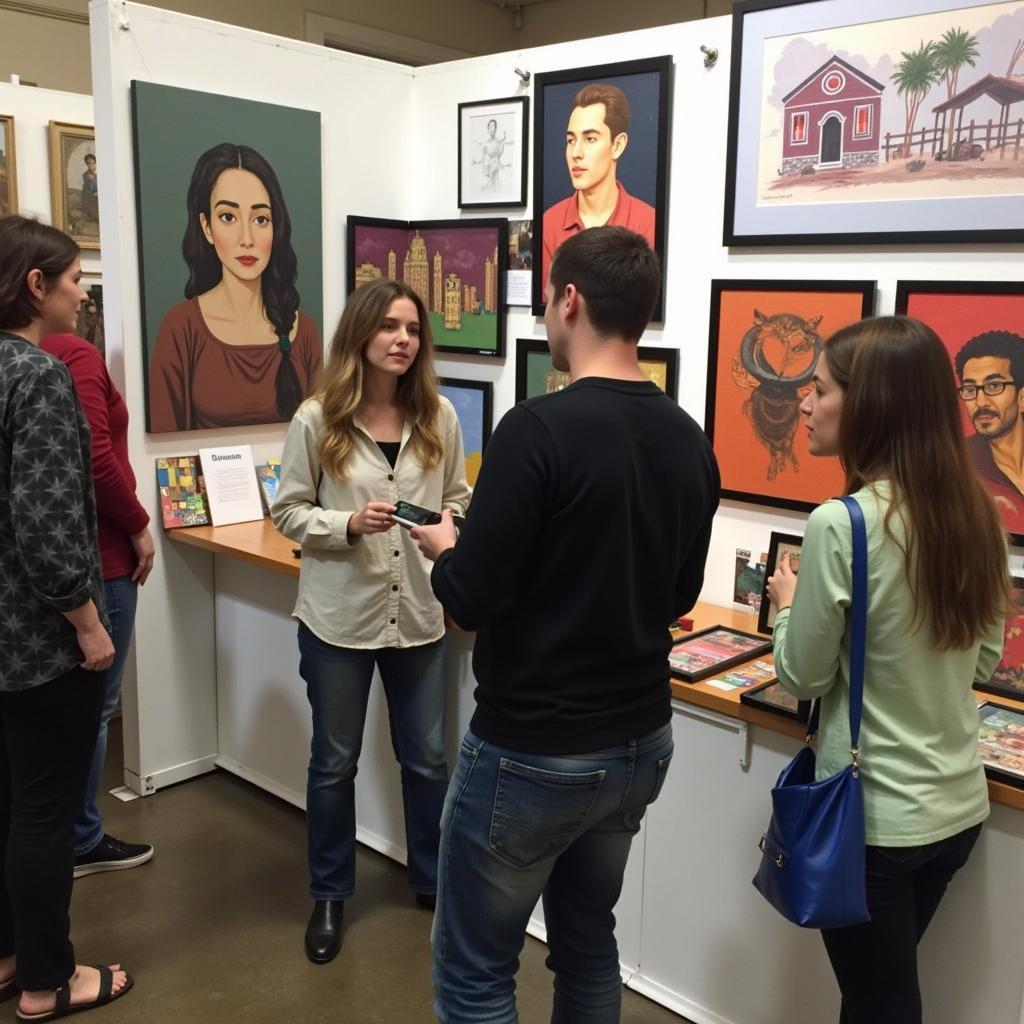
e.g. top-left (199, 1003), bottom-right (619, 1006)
top-left (837, 495), bottom-right (867, 762)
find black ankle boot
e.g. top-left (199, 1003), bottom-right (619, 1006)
top-left (304, 899), bottom-right (344, 964)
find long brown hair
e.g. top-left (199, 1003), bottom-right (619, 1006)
top-left (832, 315), bottom-right (1008, 650)
top-left (316, 279), bottom-right (442, 481)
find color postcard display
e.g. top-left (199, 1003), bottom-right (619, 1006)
top-left (156, 456), bottom-right (209, 529)
top-left (977, 702), bottom-right (1024, 787)
top-left (668, 626), bottom-right (773, 683)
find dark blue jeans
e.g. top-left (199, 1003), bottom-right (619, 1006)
top-left (432, 723), bottom-right (674, 1024)
top-left (822, 822), bottom-right (982, 1024)
top-left (74, 576), bottom-right (137, 855)
top-left (298, 623), bottom-right (448, 901)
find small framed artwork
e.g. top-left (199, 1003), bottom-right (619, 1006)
top-left (725, 0), bottom-right (1024, 247)
top-left (348, 216), bottom-right (508, 358)
top-left (438, 377), bottom-right (492, 487)
top-left (458, 96), bottom-right (528, 209)
top-left (0, 114), bottom-right (17, 216)
top-left (75, 278), bottom-right (104, 358)
top-left (706, 279), bottom-right (875, 511)
top-left (977, 702), bottom-right (1024, 789)
top-left (506, 219), bottom-right (533, 307)
top-left (668, 626), bottom-right (773, 683)
top-left (515, 337), bottom-right (678, 402)
top-left (757, 531), bottom-right (804, 634)
top-left (49, 121), bottom-right (99, 250)
top-left (975, 577), bottom-right (1024, 701)
top-left (533, 56), bottom-right (672, 318)
top-left (894, 280), bottom-right (1024, 545)
top-left (740, 680), bottom-right (811, 724)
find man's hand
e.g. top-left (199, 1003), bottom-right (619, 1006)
top-left (411, 509), bottom-right (458, 562)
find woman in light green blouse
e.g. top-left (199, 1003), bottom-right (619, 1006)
top-left (768, 315), bottom-right (1008, 1024)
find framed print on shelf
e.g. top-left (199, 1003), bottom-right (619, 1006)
top-left (49, 121), bottom-right (99, 249)
top-left (458, 96), bottom-right (528, 209)
top-left (668, 626), bottom-right (773, 683)
top-left (533, 55), bottom-right (672, 318)
top-left (348, 216), bottom-right (508, 358)
top-left (975, 577), bottom-right (1024, 701)
top-left (894, 280), bottom-right (1024, 545)
top-left (0, 114), bottom-right (17, 216)
top-left (977, 702), bottom-right (1024, 788)
top-left (706, 279), bottom-right (875, 512)
top-left (724, 0), bottom-right (1024, 247)
top-left (515, 337), bottom-right (678, 402)
top-left (741, 680), bottom-right (812, 724)
top-left (438, 377), bottom-right (492, 487)
top-left (757, 531), bottom-right (804, 634)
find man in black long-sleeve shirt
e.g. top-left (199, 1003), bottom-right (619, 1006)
top-left (413, 227), bottom-right (719, 1023)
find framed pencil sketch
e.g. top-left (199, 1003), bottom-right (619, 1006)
top-left (515, 336), bottom-right (678, 402)
top-left (757, 531), bottom-right (804, 634)
top-left (438, 377), bottom-right (492, 487)
top-left (348, 216), bottom-right (507, 358)
top-left (706, 279), bottom-right (875, 511)
top-left (49, 121), bottom-right (99, 249)
top-left (894, 280), bottom-right (1024, 546)
top-left (977, 702), bottom-right (1024, 788)
top-left (725, 0), bottom-right (1024, 246)
top-left (533, 56), bottom-right (672, 318)
top-left (741, 680), bottom-right (812, 723)
top-left (0, 115), bottom-right (16, 216)
top-left (458, 96), bottom-right (528, 209)
top-left (668, 626), bottom-right (773, 683)
top-left (975, 576), bottom-right (1024, 701)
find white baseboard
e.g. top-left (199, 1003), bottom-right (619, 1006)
top-left (214, 755), bottom-right (305, 808)
top-left (124, 753), bottom-right (218, 795)
top-left (626, 974), bottom-right (734, 1024)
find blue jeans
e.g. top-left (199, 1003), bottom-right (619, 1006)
top-left (432, 723), bottom-right (674, 1024)
top-left (298, 623), bottom-right (448, 901)
top-left (74, 576), bottom-right (138, 856)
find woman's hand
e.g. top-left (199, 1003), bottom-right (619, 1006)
top-left (76, 622), bottom-right (115, 672)
top-left (767, 552), bottom-right (798, 612)
top-left (348, 501), bottom-right (397, 538)
top-left (130, 526), bottom-right (156, 585)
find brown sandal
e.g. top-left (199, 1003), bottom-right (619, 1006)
top-left (15, 966), bottom-right (133, 1022)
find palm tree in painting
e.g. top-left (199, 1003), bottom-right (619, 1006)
top-left (891, 41), bottom-right (940, 158)
top-left (934, 27), bottom-right (980, 155)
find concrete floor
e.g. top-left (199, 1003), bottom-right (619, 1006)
top-left (67, 728), bottom-right (691, 1023)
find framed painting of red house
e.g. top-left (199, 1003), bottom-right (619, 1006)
top-left (894, 279), bottom-right (1024, 545)
top-left (705, 279), bottom-right (875, 511)
top-left (725, 0), bottom-right (1024, 246)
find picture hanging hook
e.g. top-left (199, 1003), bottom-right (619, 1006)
top-left (514, 67), bottom-right (531, 85)
top-left (700, 45), bottom-right (718, 69)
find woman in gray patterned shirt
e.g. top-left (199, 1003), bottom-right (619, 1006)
top-left (0, 216), bottom-right (132, 1020)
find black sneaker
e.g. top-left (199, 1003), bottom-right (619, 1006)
top-left (73, 834), bottom-right (154, 878)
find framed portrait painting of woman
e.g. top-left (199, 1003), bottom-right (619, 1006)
top-left (0, 115), bottom-right (16, 216)
top-left (132, 82), bottom-right (323, 434)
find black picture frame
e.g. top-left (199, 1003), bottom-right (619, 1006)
top-left (515, 336), bottom-right (679, 402)
top-left (740, 680), bottom-right (812, 724)
top-left (724, 0), bottom-right (1024, 247)
top-left (977, 702), bottom-right (1024, 789)
top-left (532, 55), bottom-right (672, 319)
top-left (458, 96), bottom-right (529, 209)
top-left (757, 531), bottom-right (804, 634)
top-left (894, 279), bottom-right (1024, 547)
top-left (437, 376), bottom-right (493, 488)
top-left (668, 625), bottom-right (773, 683)
top-left (705, 279), bottom-right (875, 512)
top-left (974, 576), bottom-right (1024, 702)
top-left (347, 215), bottom-right (508, 358)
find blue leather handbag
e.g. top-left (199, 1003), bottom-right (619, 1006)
top-left (752, 495), bottom-right (871, 930)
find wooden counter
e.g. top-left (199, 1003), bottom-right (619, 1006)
top-left (167, 516), bottom-right (1024, 811)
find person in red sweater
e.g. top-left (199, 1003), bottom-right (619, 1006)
top-left (39, 333), bottom-right (156, 877)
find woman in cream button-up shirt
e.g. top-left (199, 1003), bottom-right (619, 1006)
top-left (273, 280), bottom-right (470, 965)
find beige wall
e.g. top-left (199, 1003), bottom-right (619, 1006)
top-left (0, 0), bottom-right (732, 95)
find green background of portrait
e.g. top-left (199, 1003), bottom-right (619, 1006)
top-left (132, 82), bottom-right (323, 371)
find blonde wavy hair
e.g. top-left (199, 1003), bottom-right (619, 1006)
top-left (316, 279), bottom-right (443, 481)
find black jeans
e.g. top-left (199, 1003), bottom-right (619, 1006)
top-left (0, 665), bottom-right (105, 989)
top-left (821, 823), bottom-right (982, 1024)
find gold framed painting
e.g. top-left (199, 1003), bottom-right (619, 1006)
top-left (0, 114), bottom-right (17, 216)
top-left (49, 121), bottom-right (99, 249)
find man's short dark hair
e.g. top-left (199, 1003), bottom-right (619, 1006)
top-left (549, 227), bottom-right (660, 342)
top-left (84, 153), bottom-right (96, 163)
top-left (572, 84), bottom-right (630, 140)
top-left (954, 330), bottom-right (1024, 384)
